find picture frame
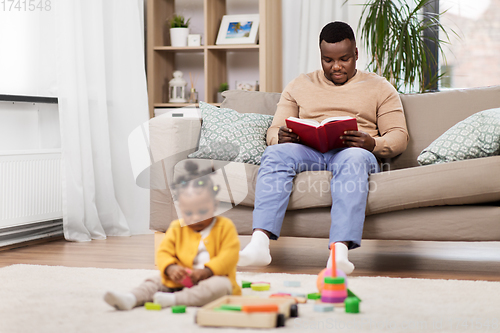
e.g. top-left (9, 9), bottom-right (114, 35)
top-left (215, 14), bottom-right (260, 45)
top-left (235, 81), bottom-right (259, 91)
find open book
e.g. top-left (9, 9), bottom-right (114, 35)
top-left (285, 116), bottom-right (358, 153)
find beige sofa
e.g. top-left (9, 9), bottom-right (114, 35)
top-left (149, 85), bottom-right (500, 242)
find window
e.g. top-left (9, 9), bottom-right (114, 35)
top-left (0, 6), bottom-right (56, 96)
top-left (440, 0), bottom-right (500, 89)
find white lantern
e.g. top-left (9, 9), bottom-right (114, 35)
top-left (169, 70), bottom-right (187, 103)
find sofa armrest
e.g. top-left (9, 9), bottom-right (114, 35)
top-left (149, 115), bottom-right (202, 186)
top-left (149, 116), bottom-right (202, 231)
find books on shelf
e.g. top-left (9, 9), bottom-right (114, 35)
top-left (285, 116), bottom-right (358, 153)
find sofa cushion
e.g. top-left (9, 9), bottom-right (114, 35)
top-left (366, 156), bottom-right (500, 215)
top-left (220, 90), bottom-right (281, 115)
top-left (176, 155), bottom-right (500, 215)
top-left (417, 108), bottom-right (500, 165)
top-left (188, 102), bottom-right (273, 165)
top-left (392, 85), bottom-right (500, 170)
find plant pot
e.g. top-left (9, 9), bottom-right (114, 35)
top-left (217, 92), bottom-right (225, 103)
top-left (170, 27), bottom-right (190, 47)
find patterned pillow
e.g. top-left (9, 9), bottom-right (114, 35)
top-left (188, 102), bottom-right (274, 165)
top-left (417, 108), bottom-right (500, 165)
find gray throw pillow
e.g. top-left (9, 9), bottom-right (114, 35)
top-left (418, 108), bottom-right (500, 165)
top-left (188, 102), bottom-right (273, 165)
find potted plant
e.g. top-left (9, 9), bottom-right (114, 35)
top-left (357, 0), bottom-right (455, 93)
top-left (170, 14), bottom-right (190, 47)
top-left (217, 82), bottom-right (229, 103)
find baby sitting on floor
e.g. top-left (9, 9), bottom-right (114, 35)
top-left (104, 161), bottom-right (241, 310)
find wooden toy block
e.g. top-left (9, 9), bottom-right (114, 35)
top-left (284, 280), bottom-right (301, 287)
top-left (251, 283), bottom-right (270, 291)
top-left (144, 302), bottom-right (161, 310)
top-left (180, 268), bottom-right (193, 288)
top-left (241, 280), bottom-right (252, 288)
top-left (314, 304), bottom-right (334, 312)
top-left (196, 295), bottom-right (297, 328)
top-left (307, 292), bottom-right (322, 300)
top-left (344, 297), bottom-right (360, 313)
top-left (242, 304), bottom-right (279, 313)
top-left (172, 305), bottom-right (186, 313)
top-left (219, 304), bottom-right (242, 311)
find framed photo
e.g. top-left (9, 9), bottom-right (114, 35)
top-left (216, 14), bottom-right (260, 45)
top-left (235, 81), bottom-right (259, 91)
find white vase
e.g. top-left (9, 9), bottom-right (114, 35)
top-left (170, 28), bottom-right (190, 47)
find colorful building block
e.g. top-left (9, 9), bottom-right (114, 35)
top-left (242, 304), bottom-right (279, 313)
top-left (347, 289), bottom-right (362, 302)
top-left (220, 304), bottom-right (242, 311)
top-left (345, 297), bottom-right (360, 313)
top-left (172, 305), bottom-right (186, 313)
top-left (180, 268), bottom-right (193, 288)
top-left (144, 302), bottom-right (161, 310)
top-left (314, 304), bottom-right (334, 312)
top-left (284, 280), bottom-right (301, 287)
top-left (307, 292), bottom-right (322, 300)
top-left (251, 283), bottom-right (270, 291)
top-left (241, 280), bottom-right (252, 288)
top-left (321, 276), bottom-right (347, 303)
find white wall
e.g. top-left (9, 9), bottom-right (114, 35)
top-left (0, 5), bottom-right (60, 152)
top-left (0, 8), bottom-right (57, 97)
top-left (0, 102), bottom-right (60, 152)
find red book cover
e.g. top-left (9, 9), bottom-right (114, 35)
top-left (285, 116), bottom-right (358, 153)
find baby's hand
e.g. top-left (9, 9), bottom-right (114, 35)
top-left (165, 264), bottom-right (188, 284)
top-left (189, 267), bottom-right (213, 285)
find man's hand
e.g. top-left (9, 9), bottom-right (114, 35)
top-left (189, 267), bottom-right (213, 285)
top-left (165, 264), bottom-right (188, 284)
top-left (340, 131), bottom-right (376, 152)
top-left (278, 126), bottom-right (300, 144)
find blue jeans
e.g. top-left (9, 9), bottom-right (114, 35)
top-left (253, 143), bottom-right (380, 249)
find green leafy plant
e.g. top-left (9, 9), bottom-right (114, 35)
top-left (170, 14), bottom-right (190, 28)
top-left (357, 0), bottom-right (455, 93)
top-left (218, 82), bottom-right (229, 93)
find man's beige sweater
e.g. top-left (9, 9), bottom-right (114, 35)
top-left (267, 70), bottom-right (409, 158)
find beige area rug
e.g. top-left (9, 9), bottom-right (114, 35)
top-left (1, 265), bottom-right (499, 333)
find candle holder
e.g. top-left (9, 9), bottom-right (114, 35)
top-left (169, 70), bottom-right (187, 103)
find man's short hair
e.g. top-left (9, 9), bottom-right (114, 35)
top-left (319, 21), bottom-right (356, 46)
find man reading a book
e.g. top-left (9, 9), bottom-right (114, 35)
top-left (238, 21), bottom-right (409, 273)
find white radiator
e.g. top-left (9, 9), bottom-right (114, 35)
top-left (0, 150), bottom-right (63, 229)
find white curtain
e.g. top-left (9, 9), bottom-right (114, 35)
top-left (55, 0), bottom-right (150, 241)
top-left (282, 0), bottom-right (366, 87)
top-left (298, 0), bottom-right (350, 74)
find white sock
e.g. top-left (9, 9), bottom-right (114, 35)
top-left (153, 292), bottom-right (176, 307)
top-left (104, 291), bottom-right (136, 311)
top-left (237, 230), bottom-right (272, 266)
top-left (326, 242), bottom-right (355, 274)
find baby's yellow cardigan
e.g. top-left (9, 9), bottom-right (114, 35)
top-left (156, 216), bottom-right (241, 296)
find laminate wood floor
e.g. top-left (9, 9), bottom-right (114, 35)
top-left (1, 234), bottom-right (499, 281)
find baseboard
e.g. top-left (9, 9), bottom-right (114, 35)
top-left (0, 235), bottom-right (64, 252)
